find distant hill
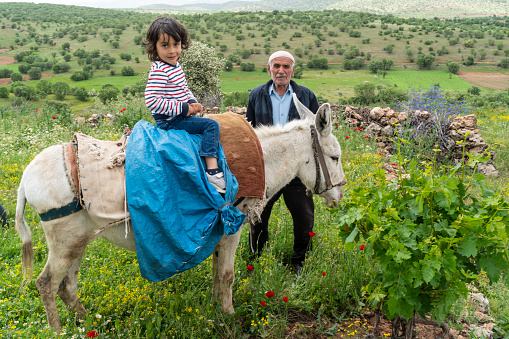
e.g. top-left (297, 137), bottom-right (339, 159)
top-left (138, 0), bottom-right (509, 17)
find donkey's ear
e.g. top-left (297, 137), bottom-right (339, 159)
top-left (315, 103), bottom-right (332, 136)
top-left (293, 93), bottom-right (315, 121)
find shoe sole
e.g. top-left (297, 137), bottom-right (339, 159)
top-left (210, 183), bottom-right (226, 194)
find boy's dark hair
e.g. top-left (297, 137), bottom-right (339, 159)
top-left (143, 17), bottom-right (191, 62)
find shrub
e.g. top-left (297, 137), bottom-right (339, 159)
top-left (0, 68), bottom-right (13, 78)
top-left (70, 71), bottom-right (90, 82)
top-left (0, 86), bottom-right (9, 98)
top-left (335, 153), bottom-right (509, 327)
top-left (98, 85), bottom-right (120, 103)
top-left (222, 91), bottom-right (249, 107)
top-left (121, 66), bottom-right (135, 76)
top-left (73, 87), bottom-right (89, 101)
top-left (52, 82), bottom-right (70, 100)
top-left (13, 84), bottom-right (37, 100)
top-left (10, 72), bottom-right (22, 82)
top-left (240, 63), bottom-right (255, 72)
top-left (179, 42), bottom-right (225, 100)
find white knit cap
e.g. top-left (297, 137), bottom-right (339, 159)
top-left (267, 51), bottom-right (295, 66)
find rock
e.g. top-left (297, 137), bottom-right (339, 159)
top-left (478, 163), bottom-right (499, 176)
top-left (398, 112), bottom-right (408, 121)
top-left (381, 125), bottom-right (393, 137)
top-left (450, 114), bottom-right (478, 130)
top-left (415, 110), bottom-right (431, 119)
top-left (366, 122), bottom-right (382, 136)
top-left (471, 326), bottom-right (493, 339)
top-left (369, 107), bottom-right (385, 120)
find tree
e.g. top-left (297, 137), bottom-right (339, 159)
top-left (98, 85), bottom-right (120, 103)
top-left (498, 58), bottom-right (509, 68)
top-left (52, 81), bottom-right (70, 100)
top-left (0, 86), bottom-right (9, 98)
top-left (224, 60), bottom-right (233, 71)
top-left (73, 87), bottom-right (89, 101)
top-left (13, 84), bottom-right (37, 100)
top-left (10, 72), bottom-right (22, 82)
top-left (383, 44), bottom-right (394, 53)
top-left (369, 58), bottom-right (393, 77)
top-left (121, 66), bottom-right (135, 76)
top-left (446, 61), bottom-right (460, 75)
top-left (353, 82), bottom-right (376, 105)
top-left (36, 79), bottom-right (52, 94)
top-left (179, 42), bottom-right (225, 99)
top-left (28, 66), bottom-right (42, 80)
top-left (240, 63), bottom-right (255, 71)
top-left (416, 54), bottom-right (435, 70)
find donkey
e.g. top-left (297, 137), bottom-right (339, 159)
top-left (15, 96), bottom-right (345, 331)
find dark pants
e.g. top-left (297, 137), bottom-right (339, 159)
top-left (0, 202), bottom-right (8, 228)
top-left (249, 178), bottom-right (314, 266)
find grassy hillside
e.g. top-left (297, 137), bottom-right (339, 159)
top-left (140, 0), bottom-right (509, 18)
top-left (2, 3), bottom-right (509, 108)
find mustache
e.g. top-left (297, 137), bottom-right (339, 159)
top-left (276, 74), bottom-right (287, 78)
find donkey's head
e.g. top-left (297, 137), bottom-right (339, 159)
top-left (293, 94), bottom-right (346, 207)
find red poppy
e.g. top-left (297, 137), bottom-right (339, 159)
top-left (260, 301), bottom-right (266, 306)
top-left (36, 110), bottom-right (38, 112)
top-left (356, 127), bottom-right (362, 130)
top-left (391, 163), bottom-right (397, 166)
top-left (20, 119), bottom-right (23, 122)
top-left (247, 265), bottom-right (254, 272)
top-left (363, 136), bottom-right (368, 139)
top-left (335, 124), bottom-right (338, 127)
top-left (52, 116), bottom-right (56, 119)
top-left (123, 108), bottom-right (126, 111)
top-left (345, 226), bottom-right (348, 231)
top-left (345, 136), bottom-right (350, 139)
top-left (265, 291), bottom-right (275, 298)
top-left (379, 153), bottom-right (383, 156)
top-left (283, 297), bottom-right (288, 303)
top-left (359, 244), bottom-right (365, 250)
top-left (309, 232), bottom-right (316, 237)
top-left (87, 331), bottom-right (98, 338)
top-left (322, 272), bottom-right (326, 276)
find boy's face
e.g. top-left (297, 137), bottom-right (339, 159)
top-left (156, 33), bottom-right (181, 65)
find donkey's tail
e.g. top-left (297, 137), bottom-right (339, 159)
top-left (15, 179), bottom-right (34, 281)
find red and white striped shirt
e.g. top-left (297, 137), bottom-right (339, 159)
top-left (145, 61), bottom-right (197, 121)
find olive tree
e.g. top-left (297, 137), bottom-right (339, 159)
top-left (179, 42), bottom-right (225, 100)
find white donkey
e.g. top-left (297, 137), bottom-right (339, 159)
top-left (15, 96), bottom-right (345, 331)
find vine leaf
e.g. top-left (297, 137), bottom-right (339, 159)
top-left (457, 235), bottom-right (478, 258)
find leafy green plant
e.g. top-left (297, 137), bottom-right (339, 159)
top-left (333, 139), bottom-right (509, 332)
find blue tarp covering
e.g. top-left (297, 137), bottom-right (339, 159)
top-left (125, 120), bottom-right (245, 282)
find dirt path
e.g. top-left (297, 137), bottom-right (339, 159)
top-left (457, 71), bottom-right (509, 90)
top-left (121, 40), bottom-right (133, 53)
top-left (0, 73), bottom-right (57, 86)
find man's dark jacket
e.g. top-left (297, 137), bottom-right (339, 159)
top-left (246, 80), bottom-right (319, 127)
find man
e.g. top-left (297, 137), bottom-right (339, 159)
top-left (246, 51), bottom-right (319, 274)
top-left (0, 201), bottom-right (8, 228)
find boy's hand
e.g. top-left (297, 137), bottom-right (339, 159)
top-left (190, 103), bottom-right (203, 114)
top-left (187, 105), bottom-right (196, 116)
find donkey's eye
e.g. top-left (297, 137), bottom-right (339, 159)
top-left (331, 156), bottom-right (339, 162)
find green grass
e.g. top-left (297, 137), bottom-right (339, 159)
top-left (381, 69), bottom-right (476, 92)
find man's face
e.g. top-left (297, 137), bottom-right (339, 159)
top-left (268, 57), bottom-right (294, 87)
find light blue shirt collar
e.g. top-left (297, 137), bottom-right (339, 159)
top-left (269, 83), bottom-right (293, 126)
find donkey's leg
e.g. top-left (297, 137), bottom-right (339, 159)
top-left (37, 213), bottom-right (94, 330)
top-left (36, 254), bottom-right (74, 331)
top-left (57, 253), bottom-right (86, 318)
top-left (212, 231), bottom-right (242, 314)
